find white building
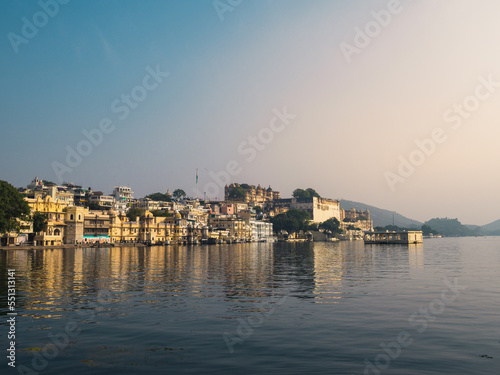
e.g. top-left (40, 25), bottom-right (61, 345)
top-left (290, 197), bottom-right (341, 223)
top-left (250, 220), bottom-right (274, 242)
top-left (89, 194), bottom-right (114, 208)
top-left (113, 186), bottom-right (134, 203)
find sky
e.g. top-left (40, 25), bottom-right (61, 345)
top-left (1, 0), bottom-right (500, 225)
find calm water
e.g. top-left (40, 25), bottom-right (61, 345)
top-left (1, 238), bottom-right (499, 374)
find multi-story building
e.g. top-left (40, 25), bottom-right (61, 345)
top-left (65, 206), bottom-right (87, 244)
top-left (249, 220), bottom-right (274, 242)
top-left (113, 186), bottom-right (134, 203)
top-left (225, 183), bottom-right (280, 204)
top-left (108, 210), bottom-right (187, 244)
top-left (84, 211), bottom-right (111, 243)
top-left (269, 196), bottom-right (341, 223)
top-left (89, 192), bottom-right (114, 208)
top-left (26, 196), bottom-right (69, 246)
top-left (208, 216), bottom-right (252, 241)
top-left (132, 198), bottom-right (161, 212)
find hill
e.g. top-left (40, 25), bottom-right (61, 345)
top-left (425, 218), bottom-right (481, 237)
top-left (480, 219), bottom-right (500, 235)
top-left (340, 200), bottom-right (422, 228)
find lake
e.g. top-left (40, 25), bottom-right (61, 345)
top-left (1, 238), bottom-right (499, 374)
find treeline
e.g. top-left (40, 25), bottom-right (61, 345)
top-left (269, 209), bottom-right (342, 234)
top-left (375, 218), bottom-right (483, 237)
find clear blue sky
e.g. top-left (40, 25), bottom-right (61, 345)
top-left (2, 0), bottom-right (500, 225)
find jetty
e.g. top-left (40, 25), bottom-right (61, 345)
top-left (364, 231), bottom-right (423, 244)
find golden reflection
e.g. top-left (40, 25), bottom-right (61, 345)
top-left (408, 244), bottom-right (424, 269)
top-left (0, 241), bottom-right (423, 315)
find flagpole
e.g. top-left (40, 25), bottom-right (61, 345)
top-left (196, 168), bottom-right (198, 200)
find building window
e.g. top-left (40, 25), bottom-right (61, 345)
top-left (70, 214), bottom-right (74, 220)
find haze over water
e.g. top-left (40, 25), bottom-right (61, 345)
top-left (1, 239), bottom-right (499, 374)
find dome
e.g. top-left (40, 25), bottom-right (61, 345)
top-left (175, 212), bottom-right (182, 219)
top-left (108, 209), bottom-right (117, 216)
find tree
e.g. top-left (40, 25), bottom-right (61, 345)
top-left (126, 208), bottom-right (143, 221)
top-left (88, 202), bottom-right (103, 211)
top-left (240, 183), bottom-right (252, 190)
top-left (228, 186), bottom-right (246, 200)
top-left (292, 188), bottom-right (310, 199)
top-left (145, 192), bottom-right (171, 202)
top-left (42, 180), bottom-right (56, 186)
top-left (421, 224), bottom-right (438, 236)
top-left (293, 188), bottom-right (320, 199)
top-left (0, 180), bottom-right (31, 234)
top-left (270, 209), bottom-right (310, 234)
top-left (151, 210), bottom-right (171, 217)
top-left (33, 212), bottom-right (48, 233)
top-left (254, 206), bottom-right (263, 214)
top-left (173, 189), bottom-right (187, 200)
top-left (306, 188), bottom-right (320, 198)
top-left (319, 217), bottom-right (342, 234)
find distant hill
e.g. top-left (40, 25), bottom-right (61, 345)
top-left (425, 218), bottom-right (481, 237)
top-left (340, 200), bottom-right (422, 228)
top-left (481, 219), bottom-right (500, 235)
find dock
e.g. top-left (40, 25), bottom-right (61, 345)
top-left (364, 230), bottom-right (423, 244)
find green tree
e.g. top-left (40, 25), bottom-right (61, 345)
top-left (145, 192), bottom-right (171, 202)
top-left (42, 180), bottom-right (56, 186)
top-left (292, 188), bottom-right (310, 199)
top-left (270, 209), bottom-right (310, 233)
top-left (0, 180), bottom-right (31, 234)
top-left (421, 224), bottom-right (438, 236)
top-left (228, 186), bottom-right (246, 200)
top-left (306, 188), bottom-right (320, 198)
top-left (254, 206), bottom-right (263, 214)
top-left (173, 189), bottom-right (187, 200)
top-left (88, 202), bottom-right (103, 211)
top-left (33, 212), bottom-right (48, 233)
top-left (151, 210), bottom-right (172, 217)
top-left (126, 208), bottom-right (143, 221)
top-left (293, 188), bottom-right (320, 199)
top-left (240, 183), bottom-right (252, 189)
top-left (319, 217), bottom-right (342, 234)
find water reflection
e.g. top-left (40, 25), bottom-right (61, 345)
top-left (0, 241), bottom-right (429, 322)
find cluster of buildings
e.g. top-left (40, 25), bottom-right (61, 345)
top-left (2, 178), bottom-right (373, 247)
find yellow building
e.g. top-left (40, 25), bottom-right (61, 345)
top-left (108, 210), bottom-right (188, 244)
top-left (26, 196), bottom-right (69, 246)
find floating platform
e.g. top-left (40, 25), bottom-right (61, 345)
top-left (364, 231), bottom-right (423, 244)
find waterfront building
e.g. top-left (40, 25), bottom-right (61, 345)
top-left (26, 196), bottom-right (68, 246)
top-left (84, 211), bottom-right (111, 243)
top-left (208, 216), bottom-right (252, 241)
top-left (249, 220), bottom-right (274, 242)
top-left (364, 231), bottom-right (423, 244)
top-left (65, 206), bottom-right (87, 244)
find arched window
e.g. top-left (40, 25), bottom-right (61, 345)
top-left (54, 229), bottom-right (61, 236)
top-left (70, 214), bottom-right (74, 220)
top-left (78, 215), bottom-right (81, 221)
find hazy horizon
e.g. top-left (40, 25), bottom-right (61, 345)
top-left (2, 0), bottom-right (500, 226)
